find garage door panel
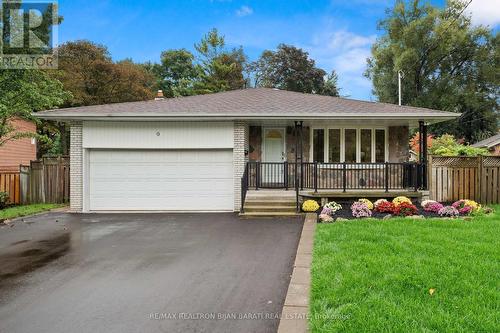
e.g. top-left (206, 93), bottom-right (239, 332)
top-left (89, 150), bottom-right (234, 211)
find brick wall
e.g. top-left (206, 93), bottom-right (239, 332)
top-left (388, 126), bottom-right (409, 162)
top-left (70, 122), bottom-right (83, 212)
top-left (233, 121), bottom-right (248, 211)
top-left (0, 119), bottom-right (36, 172)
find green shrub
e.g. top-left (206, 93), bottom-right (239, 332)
top-left (0, 191), bottom-right (9, 210)
top-left (430, 134), bottom-right (489, 157)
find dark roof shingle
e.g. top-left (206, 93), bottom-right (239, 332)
top-left (36, 88), bottom-right (459, 120)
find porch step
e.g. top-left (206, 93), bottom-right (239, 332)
top-left (240, 212), bottom-right (300, 217)
top-left (244, 200), bottom-right (296, 207)
top-left (242, 190), bottom-right (298, 217)
top-left (244, 205), bottom-right (296, 213)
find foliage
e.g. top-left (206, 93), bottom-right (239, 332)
top-left (302, 200), bottom-right (320, 212)
top-left (392, 196), bottom-right (412, 206)
top-left (0, 69), bottom-right (71, 147)
top-left (311, 206), bottom-right (500, 332)
top-left (358, 198), bottom-right (374, 210)
top-left (427, 134), bottom-right (489, 157)
top-left (351, 202), bottom-right (372, 218)
top-left (394, 202), bottom-right (418, 216)
top-left (0, 191), bottom-right (9, 209)
top-left (324, 201), bottom-right (342, 214)
top-left (194, 29), bottom-right (248, 93)
top-left (149, 29), bottom-right (247, 97)
top-left (424, 202), bottom-right (444, 213)
top-left (366, 0), bottom-right (499, 142)
top-left (410, 132), bottom-right (434, 154)
top-left (147, 49), bottom-right (198, 98)
top-left (438, 206), bottom-right (460, 217)
top-left (53, 41), bottom-right (155, 107)
top-left (250, 44), bottom-right (340, 96)
top-left (375, 201), bottom-right (395, 213)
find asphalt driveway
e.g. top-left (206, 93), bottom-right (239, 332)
top-left (0, 212), bottom-right (303, 333)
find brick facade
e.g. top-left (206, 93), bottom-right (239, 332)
top-left (233, 121), bottom-right (248, 211)
top-left (388, 126), bottom-right (409, 162)
top-left (0, 119), bottom-right (36, 172)
top-left (70, 122), bottom-right (83, 212)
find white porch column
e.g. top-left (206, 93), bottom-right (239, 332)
top-left (70, 121), bottom-right (83, 212)
top-left (233, 121), bottom-right (248, 211)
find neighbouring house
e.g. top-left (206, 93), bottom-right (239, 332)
top-left (0, 119), bottom-right (37, 172)
top-left (472, 133), bottom-right (500, 156)
top-left (36, 88), bottom-right (459, 213)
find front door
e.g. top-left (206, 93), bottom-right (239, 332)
top-left (263, 128), bottom-right (285, 186)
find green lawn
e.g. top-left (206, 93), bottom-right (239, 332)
top-left (0, 203), bottom-right (66, 221)
top-left (310, 207), bottom-right (500, 332)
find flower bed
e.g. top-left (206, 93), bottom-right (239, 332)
top-left (315, 197), bottom-right (488, 222)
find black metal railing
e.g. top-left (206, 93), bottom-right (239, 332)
top-left (240, 163), bottom-right (249, 213)
top-left (246, 162), bottom-right (296, 190)
top-left (243, 161), bottom-right (425, 193)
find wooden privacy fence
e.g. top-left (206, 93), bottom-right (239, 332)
top-left (0, 157), bottom-right (70, 206)
top-left (20, 157), bottom-right (70, 204)
top-left (429, 156), bottom-right (500, 204)
top-left (0, 172), bottom-right (21, 205)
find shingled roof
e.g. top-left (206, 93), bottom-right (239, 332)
top-left (36, 88), bottom-right (459, 121)
top-left (471, 133), bottom-right (500, 148)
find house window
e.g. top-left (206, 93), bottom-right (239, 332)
top-left (328, 129), bottom-right (341, 162)
top-left (311, 128), bottom-right (387, 163)
top-left (344, 129), bottom-right (357, 163)
top-left (360, 129), bottom-right (372, 163)
top-left (312, 129), bottom-right (324, 163)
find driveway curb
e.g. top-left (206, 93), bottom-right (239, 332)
top-left (277, 213), bottom-right (316, 333)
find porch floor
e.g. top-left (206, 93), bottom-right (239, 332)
top-left (299, 189), bottom-right (423, 199)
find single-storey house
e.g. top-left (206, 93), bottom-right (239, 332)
top-left (36, 88), bottom-right (459, 213)
top-left (472, 133), bottom-right (500, 156)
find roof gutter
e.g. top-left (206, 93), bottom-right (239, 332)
top-left (34, 113), bottom-right (460, 122)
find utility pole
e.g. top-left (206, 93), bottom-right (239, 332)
top-left (398, 70), bottom-right (404, 106)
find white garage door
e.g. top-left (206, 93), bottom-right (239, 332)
top-left (88, 150), bottom-right (234, 211)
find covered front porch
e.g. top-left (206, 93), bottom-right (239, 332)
top-left (240, 119), bottom-right (429, 213)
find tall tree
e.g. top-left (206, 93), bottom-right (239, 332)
top-left (0, 69), bottom-right (70, 147)
top-left (366, 0), bottom-right (499, 142)
top-left (250, 44), bottom-right (340, 96)
top-left (147, 49), bottom-right (198, 98)
top-left (0, 2), bottom-right (69, 150)
top-left (53, 40), bottom-right (155, 106)
top-left (193, 28), bottom-right (247, 93)
top-left (152, 29), bottom-right (247, 97)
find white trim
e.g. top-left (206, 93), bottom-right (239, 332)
top-left (262, 127), bottom-right (286, 162)
top-left (310, 126), bottom-right (389, 163)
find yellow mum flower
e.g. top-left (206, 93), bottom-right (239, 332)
top-left (358, 198), bottom-right (374, 210)
top-left (393, 196), bottom-right (412, 206)
top-left (302, 200), bottom-right (320, 212)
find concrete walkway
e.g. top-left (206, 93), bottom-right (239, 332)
top-left (277, 213), bottom-right (316, 333)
